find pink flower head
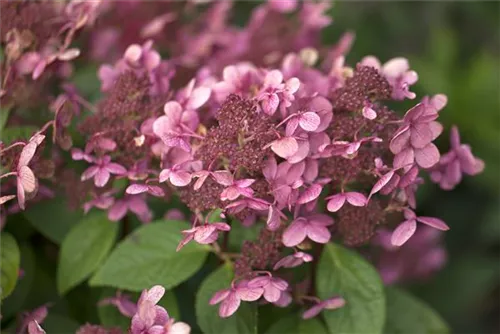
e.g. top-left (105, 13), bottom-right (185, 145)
top-left (430, 126), bottom-right (484, 190)
top-left (302, 296), bottom-right (346, 319)
top-left (124, 40), bottom-right (161, 71)
top-left (225, 197), bottom-right (271, 214)
top-left (83, 192), bottom-right (115, 214)
top-left (326, 191), bottom-right (367, 212)
top-left (256, 70), bottom-right (300, 115)
top-left (81, 155), bottom-right (127, 187)
top-left (176, 79), bottom-right (212, 111)
top-left (108, 195), bottom-right (152, 223)
top-left (213, 64), bottom-right (257, 102)
top-left (159, 163), bottom-right (193, 187)
top-left (391, 209), bottom-right (449, 247)
top-left (126, 183), bottom-right (165, 198)
top-left (131, 285), bottom-right (169, 334)
top-left (273, 251), bottom-right (313, 270)
top-left (99, 290), bottom-right (137, 318)
top-left (247, 274), bottom-right (288, 303)
top-left (220, 179), bottom-right (255, 201)
top-left (177, 223), bottom-right (231, 251)
top-left (361, 56), bottom-right (418, 100)
top-left (209, 280), bottom-right (264, 318)
top-left (20, 305), bottom-right (49, 334)
top-left (71, 148), bottom-right (94, 163)
top-left (282, 214), bottom-right (334, 247)
top-left (283, 111), bottom-right (321, 136)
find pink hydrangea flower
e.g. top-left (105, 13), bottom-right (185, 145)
top-left (16, 136), bottom-right (44, 210)
top-left (81, 155), bottom-right (127, 187)
top-left (302, 296), bottom-right (345, 319)
top-left (99, 290), bottom-right (137, 318)
top-left (220, 179), bottom-right (255, 201)
top-left (177, 223), bottom-right (231, 250)
top-left (274, 252), bottom-right (313, 270)
top-left (326, 191), bottom-right (367, 212)
top-left (247, 275), bottom-right (288, 303)
top-left (126, 183), bottom-right (165, 198)
top-left (282, 214), bottom-right (334, 247)
top-left (209, 280), bottom-right (264, 318)
top-left (391, 209), bottom-right (449, 246)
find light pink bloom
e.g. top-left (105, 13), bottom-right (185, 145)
top-left (266, 205), bottom-right (286, 231)
top-left (126, 183), bottom-right (165, 197)
top-left (302, 296), bottom-right (345, 319)
top-left (27, 321), bottom-right (46, 334)
top-left (220, 179), bottom-right (255, 201)
top-left (176, 79), bottom-right (211, 110)
top-left (83, 193), bottom-right (115, 214)
top-left (247, 275), bottom-right (288, 303)
top-left (209, 281), bottom-right (264, 318)
top-left (99, 290), bottom-right (137, 318)
top-left (130, 285), bottom-right (169, 334)
top-left (225, 197), bottom-right (270, 214)
top-left (256, 70), bottom-right (300, 115)
top-left (274, 252), bottom-right (313, 270)
top-left (177, 223), bottom-right (231, 250)
top-left (391, 209), bottom-right (449, 246)
top-left (108, 195), bottom-right (152, 223)
top-left (81, 155), bottom-right (127, 187)
top-left (326, 192), bottom-right (367, 212)
top-left (282, 214), bottom-right (334, 247)
top-left (159, 164), bottom-right (192, 187)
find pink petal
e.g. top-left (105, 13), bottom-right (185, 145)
top-left (429, 121), bottom-right (443, 141)
top-left (263, 93), bottom-right (280, 115)
top-left (95, 169), bottom-right (111, 187)
top-left (297, 184), bottom-right (322, 204)
top-left (236, 286), bottom-right (264, 302)
top-left (263, 157), bottom-right (277, 180)
top-left (19, 166), bottom-right (37, 193)
top-left (81, 166), bottom-right (99, 181)
top-left (58, 48), bottom-right (80, 61)
top-left (271, 137), bottom-right (299, 158)
top-left (170, 322), bottom-right (191, 334)
top-left (194, 225), bottom-right (218, 244)
top-left (306, 223), bottom-right (331, 244)
top-left (393, 147), bottom-right (415, 169)
top-left (126, 184), bottom-right (148, 194)
top-left (299, 112), bottom-right (320, 131)
top-left (247, 276), bottom-right (270, 288)
top-left (416, 216), bottom-right (449, 231)
top-left (148, 186), bottom-right (165, 197)
top-left (399, 165), bottom-right (419, 188)
top-left (235, 179), bottom-right (255, 188)
top-left (32, 60), bottom-right (47, 80)
top-left (302, 304), bottom-right (324, 320)
top-left (170, 171), bottom-right (192, 187)
top-left (16, 178), bottom-right (26, 210)
top-left (0, 195), bottom-right (16, 205)
top-left (108, 201), bottom-right (128, 221)
top-left (219, 292), bottom-right (241, 318)
top-left (285, 161), bottom-right (305, 184)
top-left (285, 117), bottom-right (299, 136)
top-left (146, 285), bottom-right (165, 304)
top-left (264, 70), bottom-right (283, 87)
top-left (369, 171), bottom-right (395, 199)
top-left (105, 162), bottom-right (127, 175)
top-left (263, 285), bottom-right (281, 303)
top-left (449, 126), bottom-right (461, 149)
top-left (271, 277), bottom-right (288, 291)
top-left (176, 233), bottom-right (194, 251)
top-left (410, 123), bottom-right (433, 149)
top-left (324, 297), bottom-right (346, 310)
top-left (362, 106), bottom-right (377, 120)
top-left (326, 194), bottom-right (346, 212)
top-left (28, 321), bottom-right (46, 334)
top-left (210, 289), bottom-right (231, 305)
top-left (389, 127), bottom-right (410, 154)
top-left (266, 205), bottom-right (281, 231)
top-left (287, 139), bottom-right (309, 164)
top-left (19, 141), bottom-right (38, 167)
top-left (213, 223), bottom-right (231, 231)
top-left (414, 143), bottom-right (440, 169)
top-left (187, 86), bottom-right (211, 109)
top-left (282, 219), bottom-right (308, 247)
top-left (345, 192), bottom-right (367, 207)
top-left (212, 170), bottom-right (234, 186)
top-left (391, 219), bottom-right (417, 246)
top-left (124, 44), bottom-right (142, 63)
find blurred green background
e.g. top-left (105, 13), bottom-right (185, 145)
top-left (327, 1), bottom-right (499, 333)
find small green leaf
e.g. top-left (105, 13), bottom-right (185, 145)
top-left (316, 243), bottom-right (385, 334)
top-left (266, 314), bottom-right (328, 334)
top-left (90, 220), bottom-right (209, 291)
top-left (0, 107), bottom-right (10, 130)
top-left (98, 288), bottom-right (180, 330)
top-left (24, 197), bottom-right (84, 244)
top-left (196, 264), bottom-right (257, 334)
top-left (57, 213), bottom-right (118, 294)
top-left (0, 233), bottom-right (21, 299)
top-left (384, 287), bottom-right (449, 334)
top-left (0, 126), bottom-right (37, 144)
top-left (2, 243), bottom-right (36, 317)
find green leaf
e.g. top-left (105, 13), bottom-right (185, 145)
top-left (90, 220), bottom-right (209, 291)
top-left (384, 287), bottom-right (449, 334)
top-left (2, 243), bottom-right (36, 317)
top-left (316, 243), bottom-right (385, 334)
top-left (0, 107), bottom-right (10, 130)
top-left (24, 197), bottom-right (84, 244)
top-left (266, 314), bottom-right (328, 334)
top-left (0, 126), bottom-right (37, 144)
top-left (0, 233), bottom-right (21, 299)
top-left (98, 288), bottom-right (180, 331)
top-left (43, 314), bottom-right (80, 333)
top-left (57, 213), bottom-right (119, 295)
top-left (196, 264), bottom-right (257, 334)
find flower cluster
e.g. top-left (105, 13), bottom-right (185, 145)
top-left (0, 0), bottom-right (484, 328)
